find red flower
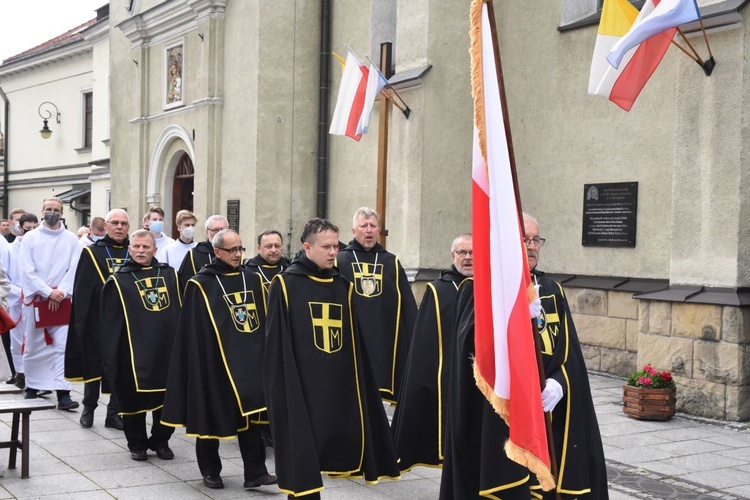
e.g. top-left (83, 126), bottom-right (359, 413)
top-left (638, 376), bottom-right (652, 386)
top-left (644, 365), bottom-right (657, 376)
top-left (660, 372), bottom-right (672, 382)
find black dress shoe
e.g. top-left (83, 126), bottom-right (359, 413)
top-left (203, 475), bottom-right (224, 489)
top-left (130, 449), bottom-right (148, 461)
top-left (104, 415), bottom-right (124, 430)
top-left (24, 389), bottom-right (37, 399)
top-left (57, 397), bottom-right (80, 411)
top-left (5, 375), bottom-right (16, 385)
top-left (14, 373), bottom-right (25, 390)
top-left (244, 472), bottom-right (278, 488)
top-left (154, 446), bottom-right (174, 460)
top-left (79, 409), bottom-right (94, 428)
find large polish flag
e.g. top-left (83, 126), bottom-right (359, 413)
top-left (608, 0), bottom-right (700, 69)
top-left (469, 0), bottom-right (554, 491)
top-left (329, 49), bottom-right (369, 141)
top-left (589, 0), bottom-right (675, 111)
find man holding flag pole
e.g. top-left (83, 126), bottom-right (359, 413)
top-left (461, 0), bottom-right (608, 498)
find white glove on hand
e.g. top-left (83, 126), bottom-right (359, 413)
top-left (541, 378), bottom-right (563, 413)
top-left (529, 285), bottom-right (542, 319)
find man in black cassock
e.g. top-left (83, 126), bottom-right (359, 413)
top-left (392, 233), bottom-right (473, 472)
top-left (100, 230), bottom-right (180, 461)
top-left (66, 208), bottom-right (131, 430)
top-left (264, 218), bottom-right (400, 499)
top-left (176, 215), bottom-right (227, 290)
top-left (162, 229), bottom-right (277, 491)
top-left (523, 214), bottom-right (608, 499)
top-left (439, 278), bottom-right (533, 500)
top-left (336, 207), bottom-right (417, 403)
top-left (244, 229), bottom-right (290, 291)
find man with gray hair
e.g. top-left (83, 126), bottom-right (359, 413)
top-left (392, 233), bottom-right (473, 472)
top-left (336, 207), bottom-right (417, 403)
top-left (178, 215), bottom-right (228, 290)
top-left (66, 208), bottom-right (131, 429)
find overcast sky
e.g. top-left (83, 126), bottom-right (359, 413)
top-left (0, 1), bottom-right (106, 62)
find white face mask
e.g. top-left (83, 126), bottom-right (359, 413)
top-left (181, 226), bottom-right (195, 241)
top-left (91, 234), bottom-right (103, 242)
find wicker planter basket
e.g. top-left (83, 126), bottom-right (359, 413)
top-left (622, 385), bottom-right (676, 421)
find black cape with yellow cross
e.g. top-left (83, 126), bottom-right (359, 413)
top-left (264, 255), bottom-right (400, 497)
top-left (392, 265), bottom-right (467, 472)
top-left (162, 259), bottom-right (268, 438)
top-left (530, 270), bottom-right (609, 500)
top-left (440, 278), bottom-right (533, 500)
top-left (177, 240), bottom-right (214, 292)
top-left (99, 258), bottom-right (181, 414)
top-left (65, 235), bottom-right (130, 386)
top-left (336, 240), bottom-right (417, 403)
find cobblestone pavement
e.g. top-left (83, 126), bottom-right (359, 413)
top-left (0, 373), bottom-right (746, 499)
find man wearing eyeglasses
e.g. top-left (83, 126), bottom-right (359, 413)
top-left (392, 233), bottom-right (473, 472)
top-left (100, 230), bottom-right (180, 462)
top-left (523, 213), bottom-right (608, 499)
top-left (177, 215), bottom-right (228, 291)
top-left (66, 209), bottom-right (131, 429)
top-left (163, 229), bottom-right (277, 491)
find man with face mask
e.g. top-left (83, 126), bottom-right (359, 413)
top-left (5, 208), bottom-right (25, 244)
top-left (65, 209), bottom-right (131, 429)
top-left (147, 206), bottom-right (174, 251)
top-left (79, 217), bottom-right (106, 247)
top-left (157, 210), bottom-right (198, 269)
top-left (392, 233), bottom-right (473, 472)
top-left (0, 213), bottom-right (38, 389)
top-left (18, 197), bottom-right (80, 410)
top-left (177, 215), bottom-right (228, 291)
top-left (335, 207), bottom-right (418, 403)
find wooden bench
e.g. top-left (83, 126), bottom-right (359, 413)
top-left (0, 384), bottom-right (22, 395)
top-left (0, 399), bottom-right (56, 478)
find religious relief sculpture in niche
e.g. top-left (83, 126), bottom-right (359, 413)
top-left (165, 43), bottom-right (184, 107)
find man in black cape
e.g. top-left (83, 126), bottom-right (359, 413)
top-left (100, 229), bottom-right (180, 461)
top-left (66, 208), bottom-right (131, 430)
top-left (176, 214), bottom-right (227, 290)
top-left (392, 233), bottom-right (472, 472)
top-left (439, 278), bottom-right (533, 499)
top-left (244, 229), bottom-right (290, 291)
top-left (162, 229), bottom-right (277, 491)
top-left (335, 207), bottom-right (417, 403)
top-left (264, 218), bottom-right (400, 499)
top-left (524, 214), bottom-right (608, 499)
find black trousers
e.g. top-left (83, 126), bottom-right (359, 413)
top-left (2, 333), bottom-right (14, 375)
top-left (82, 380), bottom-right (118, 417)
top-left (122, 408), bottom-right (174, 452)
top-left (195, 425), bottom-right (267, 481)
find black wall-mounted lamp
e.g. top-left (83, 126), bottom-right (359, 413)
top-left (38, 101), bottom-right (60, 139)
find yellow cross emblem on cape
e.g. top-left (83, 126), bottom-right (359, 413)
top-left (106, 257), bottom-right (127, 274)
top-left (351, 262), bottom-right (384, 298)
top-left (222, 290), bottom-right (260, 333)
top-left (537, 294), bottom-right (560, 356)
top-left (135, 276), bottom-right (170, 311)
top-left (309, 302), bottom-right (343, 354)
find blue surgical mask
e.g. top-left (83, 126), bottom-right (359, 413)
top-left (150, 221), bottom-right (164, 234)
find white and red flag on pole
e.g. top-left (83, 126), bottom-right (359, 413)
top-left (469, 0), bottom-right (554, 491)
top-left (329, 48), bottom-right (369, 141)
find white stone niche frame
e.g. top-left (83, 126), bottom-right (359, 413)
top-left (146, 124), bottom-right (196, 214)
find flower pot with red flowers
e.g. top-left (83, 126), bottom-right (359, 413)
top-left (623, 365), bottom-right (676, 421)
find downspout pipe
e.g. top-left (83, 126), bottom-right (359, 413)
top-left (316, 0), bottom-right (331, 218)
top-left (0, 86), bottom-right (8, 219)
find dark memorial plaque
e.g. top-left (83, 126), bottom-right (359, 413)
top-left (227, 199), bottom-right (240, 231)
top-left (582, 182), bottom-right (637, 247)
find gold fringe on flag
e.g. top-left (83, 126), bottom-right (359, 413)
top-left (469, 0), bottom-right (555, 492)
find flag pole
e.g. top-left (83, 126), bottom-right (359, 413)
top-left (670, 39), bottom-right (700, 63)
top-left (366, 55), bottom-right (412, 119)
top-left (483, 1), bottom-right (561, 496)
top-left (697, 20), bottom-right (716, 76)
top-left (676, 27), bottom-right (715, 76)
top-left (376, 42), bottom-right (393, 248)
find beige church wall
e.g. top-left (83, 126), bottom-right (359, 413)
top-left (251, 0), bottom-right (319, 249)
top-left (497, 2), bottom-right (677, 280)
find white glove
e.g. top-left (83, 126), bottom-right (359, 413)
top-left (541, 378), bottom-right (563, 413)
top-left (529, 285), bottom-right (542, 319)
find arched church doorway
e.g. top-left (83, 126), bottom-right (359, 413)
top-left (171, 152), bottom-right (194, 238)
